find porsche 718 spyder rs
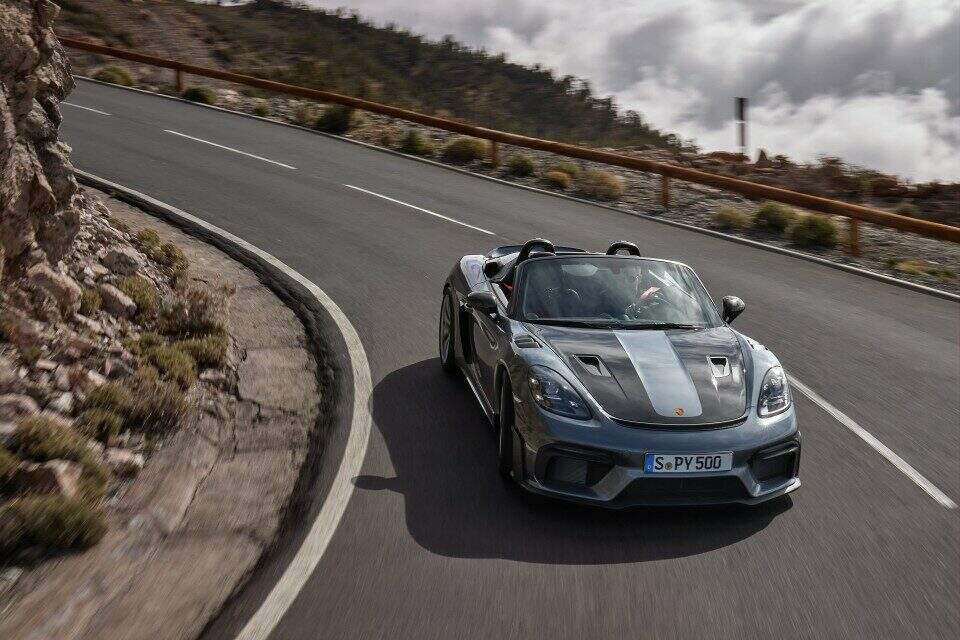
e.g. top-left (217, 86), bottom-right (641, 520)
top-left (439, 238), bottom-right (800, 507)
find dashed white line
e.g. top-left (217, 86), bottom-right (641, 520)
top-left (62, 102), bottom-right (110, 116)
top-left (163, 129), bottom-right (297, 170)
top-left (789, 375), bottom-right (956, 509)
top-left (344, 184), bottom-right (495, 235)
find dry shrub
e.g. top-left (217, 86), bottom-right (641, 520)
top-left (79, 287), bottom-right (101, 316)
top-left (117, 276), bottom-right (159, 321)
top-left (712, 206), bottom-right (751, 230)
top-left (0, 496), bottom-right (106, 550)
top-left (175, 333), bottom-right (229, 370)
top-left (575, 169), bottom-right (624, 200)
top-left (506, 153), bottom-right (536, 177)
top-left (752, 201), bottom-right (797, 233)
top-left (441, 137), bottom-right (488, 164)
top-left (159, 287), bottom-right (226, 338)
top-left (787, 215), bottom-right (838, 248)
top-left (542, 170), bottom-right (572, 190)
top-left (398, 129), bottom-right (433, 155)
top-left (142, 344), bottom-right (197, 390)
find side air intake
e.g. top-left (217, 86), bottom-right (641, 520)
top-left (514, 335), bottom-right (541, 348)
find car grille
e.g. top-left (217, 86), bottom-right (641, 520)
top-left (615, 476), bottom-right (749, 505)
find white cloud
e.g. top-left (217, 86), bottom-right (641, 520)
top-left (303, 0), bottom-right (960, 180)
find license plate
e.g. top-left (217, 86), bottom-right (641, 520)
top-left (644, 452), bottom-right (733, 473)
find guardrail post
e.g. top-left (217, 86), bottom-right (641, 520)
top-left (489, 141), bottom-right (500, 168)
top-left (847, 219), bottom-right (861, 256)
top-left (175, 69), bottom-right (184, 94)
top-left (660, 174), bottom-right (671, 209)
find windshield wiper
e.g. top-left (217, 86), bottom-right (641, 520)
top-left (527, 318), bottom-right (620, 329)
top-left (623, 322), bottom-right (704, 330)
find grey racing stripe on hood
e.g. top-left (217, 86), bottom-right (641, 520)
top-left (614, 331), bottom-right (703, 418)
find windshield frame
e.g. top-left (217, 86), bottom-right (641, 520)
top-left (508, 255), bottom-right (723, 329)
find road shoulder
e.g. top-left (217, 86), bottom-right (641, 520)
top-left (0, 187), bottom-right (321, 640)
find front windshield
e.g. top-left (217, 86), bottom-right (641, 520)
top-left (517, 256), bottom-right (721, 328)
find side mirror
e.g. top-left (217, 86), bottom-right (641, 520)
top-left (466, 290), bottom-right (498, 315)
top-left (721, 296), bottom-right (745, 324)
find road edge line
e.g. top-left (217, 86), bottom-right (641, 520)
top-left (74, 170), bottom-right (374, 640)
top-left (72, 75), bottom-right (959, 303)
top-left (789, 375), bottom-right (956, 509)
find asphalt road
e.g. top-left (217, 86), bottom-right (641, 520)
top-left (61, 79), bottom-right (958, 639)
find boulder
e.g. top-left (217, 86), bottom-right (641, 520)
top-left (102, 246), bottom-right (141, 275)
top-left (98, 283), bottom-right (137, 318)
top-left (46, 391), bottom-right (73, 414)
top-left (104, 448), bottom-right (144, 477)
top-left (12, 460), bottom-right (82, 499)
top-left (0, 394), bottom-right (40, 420)
top-left (27, 262), bottom-right (82, 314)
top-left (0, 355), bottom-right (17, 392)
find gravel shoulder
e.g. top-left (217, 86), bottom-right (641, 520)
top-left (0, 187), bottom-right (320, 640)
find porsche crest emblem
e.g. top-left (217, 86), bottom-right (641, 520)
top-left (675, 407), bottom-right (685, 416)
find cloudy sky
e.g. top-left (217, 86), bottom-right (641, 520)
top-left (304, 0), bottom-right (959, 181)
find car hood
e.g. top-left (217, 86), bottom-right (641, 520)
top-left (531, 324), bottom-right (748, 427)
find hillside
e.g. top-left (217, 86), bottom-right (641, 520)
top-left (54, 0), bottom-right (677, 149)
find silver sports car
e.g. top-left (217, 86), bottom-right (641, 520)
top-left (439, 238), bottom-right (800, 507)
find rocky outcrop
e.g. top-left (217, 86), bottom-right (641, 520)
top-left (1, 0), bottom-right (82, 277)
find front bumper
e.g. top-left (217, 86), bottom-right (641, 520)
top-left (515, 402), bottom-right (801, 508)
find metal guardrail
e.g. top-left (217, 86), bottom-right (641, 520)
top-left (60, 36), bottom-right (960, 248)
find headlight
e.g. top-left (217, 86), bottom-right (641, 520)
top-left (758, 366), bottom-right (791, 417)
top-left (527, 366), bottom-right (591, 419)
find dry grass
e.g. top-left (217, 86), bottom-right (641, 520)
top-left (117, 276), bottom-right (160, 321)
top-left (752, 201), bottom-right (797, 233)
top-left (787, 215), bottom-right (838, 248)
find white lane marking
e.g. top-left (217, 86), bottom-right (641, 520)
top-left (789, 375), bottom-right (956, 509)
top-left (163, 129), bottom-right (297, 170)
top-left (62, 102), bottom-right (110, 115)
top-left (344, 184), bottom-right (495, 235)
top-left (75, 172), bottom-right (372, 640)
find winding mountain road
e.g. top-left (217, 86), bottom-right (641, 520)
top-left (62, 79), bottom-right (958, 640)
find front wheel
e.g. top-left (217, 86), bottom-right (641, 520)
top-left (439, 290), bottom-right (457, 373)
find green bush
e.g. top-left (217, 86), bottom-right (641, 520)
top-left (182, 86), bottom-right (218, 105)
top-left (79, 287), bottom-right (101, 316)
top-left (134, 228), bottom-right (161, 251)
top-left (441, 137), bottom-right (488, 164)
top-left (575, 169), bottom-right (624, 200)
top-left (542, 170), bottom-right (572, 190)
top-left (787, 215), bottom-right (838, 248)
top-left (712, 206), bottom-right (751, 230)
top-left (0, 449), bottom-right (21, 492)
top-left (74, 409), bottom-right (123, 446)
top-left (252, 102), bottom-right (270, 117)
top-left (1, 496), bottom-right (106, 550)
top-left (506, 153), bottom-right (536, 177)
top-left (143, 345), bottom-right (197, 390)
top-left (752, 201), bottom-right (797, 233)
top-left (175, 333), bottom-right (229, 370)
top-left (314, 105), bottom-right (355, 134)
top-left (117, 275), bottom-right (159, 321)
top-left (93, 65), bottom-right (133, 87)
top-left (397, 129), bottom-right (433, 155)
top-left (159, 287), bottom-right (226, 338)
top-left (547, 161), bottom-right (581, 178)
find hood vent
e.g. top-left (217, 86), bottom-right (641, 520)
top-left (514, 335), bottom-right (541, 348)
top-left (575, 354), bottom-right (610, 377)
top-left (709, 356), bottom-right (730, 378)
